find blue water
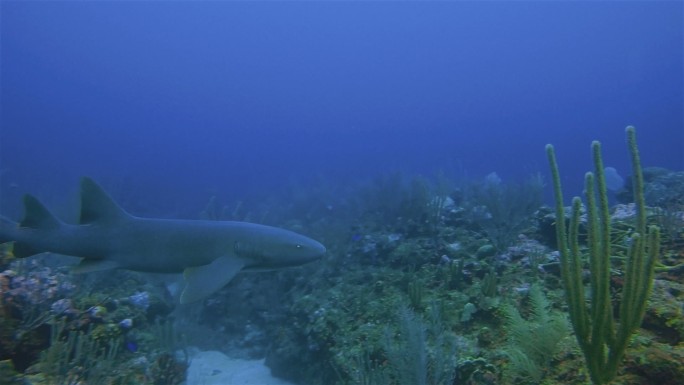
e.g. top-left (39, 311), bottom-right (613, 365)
top-left (1, 1), bottom-right (682, 218)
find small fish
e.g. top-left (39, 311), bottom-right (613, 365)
top-left (125, 340), bottom-right (138, 353)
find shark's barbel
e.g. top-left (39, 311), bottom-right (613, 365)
top-left (0, 178), bottom-right (326, 303)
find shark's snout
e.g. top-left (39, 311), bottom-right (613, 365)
top-left (311, 241), bottom-right (327, 260)
top-left (297, 238), bottom-right (326, 263)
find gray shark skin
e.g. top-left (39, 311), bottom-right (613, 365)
top-left (0, 178), bottom-right (326, 304)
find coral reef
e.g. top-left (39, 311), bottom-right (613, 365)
top-left (255, 160), bottom-right (680, 384)
top-left (1, 131), bottom-right (682, 385)
top-left (191, 160), bottom-right (681, 385)
top-left (0, 251), bottom-right (186, 385)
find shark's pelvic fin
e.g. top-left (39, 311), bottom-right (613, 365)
top-left (80, 177), bottom-right (132, 224)
top-left (12, 243), bottom-right (45, 259)
top-left (73, 259), bottom-right (121, 273)
top-left (20, 194), bottom-right (62, 230)
top-left (180, 256), bottom-right (245, 304)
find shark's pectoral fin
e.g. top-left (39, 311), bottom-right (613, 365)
top-left (72, 259), bottom-right (121, 273)
top-left (180, 256), bottom-right (244, 304)
top-left (12, 242), bottom-right (45, 258)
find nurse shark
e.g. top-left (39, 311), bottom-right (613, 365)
top-left (0, 177), bottom-right (326, 303)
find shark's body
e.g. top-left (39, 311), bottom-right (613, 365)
top-left (0, 178), bottom-right (326, 303)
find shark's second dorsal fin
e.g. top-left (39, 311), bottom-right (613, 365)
top-left (80, 177), bottom-right (131, 224)
top-left (20, 194), bottom-right (62, 230)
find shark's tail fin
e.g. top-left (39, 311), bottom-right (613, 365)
top-left (0, 215), bottom-right (17, 245)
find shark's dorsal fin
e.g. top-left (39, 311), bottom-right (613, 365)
top-left (20, 194), bottom-right (62, 230)
top-left (180, 256), bottom-right (245, 304)
top-left (80, 177), bottom-right (132, 224)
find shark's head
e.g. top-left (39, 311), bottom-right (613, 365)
top-left (235, 225), bottom-right (326, 269)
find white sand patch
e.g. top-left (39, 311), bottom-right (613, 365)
top-left (186, 349), bottom-right (298, 385)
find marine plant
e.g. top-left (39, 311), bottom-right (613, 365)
top-left (39, 318), bottom-right (120, 385)
top-left (148, 352), bottom-right (188, 385)
top-left (467, 173), bottom-right (543, 252)
top-left (441, 258), bottom-right (465, 291)
top-left (546, 126), bottom-right (660, 384)
top-left (407, 280), bottom-right (424, 310)
top-left (349, 349), bottom-right (391, 385)
top-left (355, 172), bottom-right (441, 236)
top-left (382, 306), bottom-right (457, 385)
top-left (502, 285), bottom-right (570, 383)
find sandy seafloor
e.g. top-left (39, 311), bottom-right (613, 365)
top-left (185, 349), bottom-right (298, 385)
